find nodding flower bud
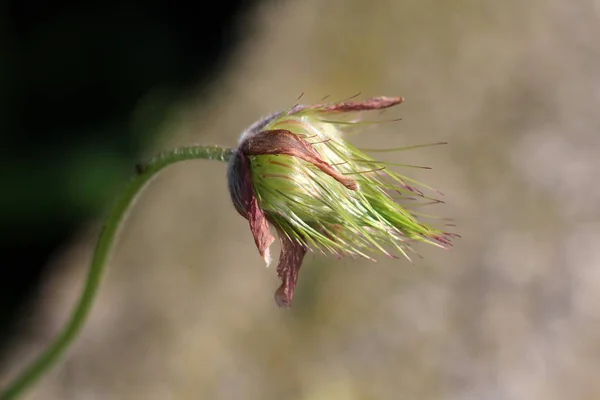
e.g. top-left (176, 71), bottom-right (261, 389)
top-left (227, 96), bottom-right (456, 308)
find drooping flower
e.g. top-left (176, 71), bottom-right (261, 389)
top-left (227, 96), bottom-right (456, 307)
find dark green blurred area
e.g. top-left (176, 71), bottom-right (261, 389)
top-left (0, 0), bottom-right (258, 349)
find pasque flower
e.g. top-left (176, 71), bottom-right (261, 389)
top-left (3, 96), bottom-right (459, 399)
top-left (227, 96), bottom-right (455, 307)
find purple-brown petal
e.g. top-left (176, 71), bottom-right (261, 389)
top-left (293, 96), bottom-right (404, 114)
top-left (240, 152), bottom-right (275, 265)
top-left (240, 129), bottom-right (357, 191)
top-left (274, 233), bottom-right (307, 308)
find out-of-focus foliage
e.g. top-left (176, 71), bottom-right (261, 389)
top-left (3, 0), bottom-right (600, 399)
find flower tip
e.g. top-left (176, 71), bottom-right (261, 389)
top-left (274, 285), bottom-right (292, 308)
top-left (386, 96), bottom-right (404, 105)
top-left (263, 248), bottom-right (272, 267)
top-left (369, 96), bottom-right (404, 109)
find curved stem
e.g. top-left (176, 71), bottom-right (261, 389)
top-left (1, 145), bottom-right (234, 400)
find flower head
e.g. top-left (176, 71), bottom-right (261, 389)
top-left (227, 96), bottom-right (455, 307)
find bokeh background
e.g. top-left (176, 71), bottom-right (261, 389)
top-left (3, 0), bottom-right (600, 399)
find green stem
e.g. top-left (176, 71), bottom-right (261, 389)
top-left (1, 145), bottom-right (234, 400)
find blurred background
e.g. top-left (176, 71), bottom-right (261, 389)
top-left (2, 0), bottom-right (600, 399)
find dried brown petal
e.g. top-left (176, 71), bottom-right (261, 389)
top-left (296, 96), bottom-right (404, 114)
top-left (240, 152), bottom-right (275, 265)
top-left (273, 233), bottom-right (307, 308)
top-left (240, 129), bottom-right (357, 191)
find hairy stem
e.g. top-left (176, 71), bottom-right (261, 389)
top-left (1, 145), bottom-right (234, 400)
